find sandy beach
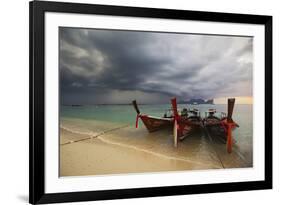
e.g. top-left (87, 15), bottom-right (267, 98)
top-left (59, 118), bottom-right (252, 177)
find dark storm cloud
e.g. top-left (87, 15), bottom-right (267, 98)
top-left (59, 28), bottom-right (253, 104)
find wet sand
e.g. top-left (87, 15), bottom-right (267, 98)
top-left (60, 118), bottom-right (252, 177)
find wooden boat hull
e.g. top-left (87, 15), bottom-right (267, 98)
top-left (138, 114), bottom-right (173, 132)
top-left (204, 117), bottom-right (239, 144)
top-left (204, 118), bottom-right (227, 140)
top-left (176, 118), bottom-right (203, 140)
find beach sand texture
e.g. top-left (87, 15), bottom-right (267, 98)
top-left (60, 118), bottom-right (252, 177)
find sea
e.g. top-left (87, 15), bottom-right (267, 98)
top-left (60, 103), bottom-right (253, 168)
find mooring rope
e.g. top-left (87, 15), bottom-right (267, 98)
top-left (203, 128), bottom-right (226, 168)
top-left (60, 124), bottom-right (130, 146)
top-left (203, 128), bottom-right (248, 168)
top-left (61, 124), bottom-right (220, 167)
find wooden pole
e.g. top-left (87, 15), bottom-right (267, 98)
top-left (173, 120), bottom-right (178, 147)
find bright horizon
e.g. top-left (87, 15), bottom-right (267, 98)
top-left (62, 96), bottom-right (253, 105)
top-left (214, 96), bottom-right (253, 104)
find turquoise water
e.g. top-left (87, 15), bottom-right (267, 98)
top-left (60, 104), bottom-right (252, 142)
top-left (61, 104), bottom-right (252, 127)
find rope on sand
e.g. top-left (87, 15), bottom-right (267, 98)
top-left (203, 128), bottom-right (225, 168)
top-left (60, 124), bottom-right (130, 146)
top-left (203, 128), bottom-right (248, 168)
top-left (60, 125), bottom-right (222, 167)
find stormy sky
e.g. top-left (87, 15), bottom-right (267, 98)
top-left (59, 27), bottom-right (253, 105)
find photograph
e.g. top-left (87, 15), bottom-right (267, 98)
top-left (29, 1), bottom-right (272, 203)
top-left (59, 27), bottom-right (253, 177)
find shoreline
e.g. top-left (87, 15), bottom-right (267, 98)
top-left (60, 118), bottom-right (252, 177)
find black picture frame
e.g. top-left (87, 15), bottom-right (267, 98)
top-left (29, 1), bottom-right (272, 204)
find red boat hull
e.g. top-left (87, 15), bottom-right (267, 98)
top-left (138, 114), bottom-right (173, 132)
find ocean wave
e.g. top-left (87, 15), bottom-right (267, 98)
top-left (60, 125), bottom-right (98, 136)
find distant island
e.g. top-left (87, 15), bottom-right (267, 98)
top-left (63, 104), bottom-right (83, 107)
top-left (62, 99), bottom-right (214, 106)
top-left (178, 98), bottom-right (214, 105)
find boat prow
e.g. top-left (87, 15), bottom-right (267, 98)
top-left (132, 100), bottom-right (173, 132)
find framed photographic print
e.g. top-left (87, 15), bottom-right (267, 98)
top-left (29, 0), bottom-right (272, 204)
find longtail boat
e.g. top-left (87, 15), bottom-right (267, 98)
top-left (203, 98), bottom-right (239, 153)
top-left (132, 98), bottom-right (238, 153)
top-left (132, 98), bottom-right (203, 145)
top-left (170, 97), bottom-right (203, 147)
top-left (132, 100), bottom-right (173, 132)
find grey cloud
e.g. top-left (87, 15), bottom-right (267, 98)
top-left (59, 27), bottom-right (253, 104)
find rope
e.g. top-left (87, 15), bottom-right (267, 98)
top-left (203, 127), bottom-right (225, 168)
top-left (60, 124), bottom-right (130, 146)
